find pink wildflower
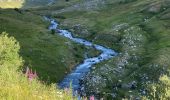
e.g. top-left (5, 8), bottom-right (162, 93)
top-left (25, 67), bottom-right (37, 81)
top-left (90, 95), bottom-right (95, 100)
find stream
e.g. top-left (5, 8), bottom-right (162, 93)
top-left (44, 17), bottom-right (118, 92)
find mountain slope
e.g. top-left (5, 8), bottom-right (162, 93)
top-left (0, 32), bottom-right (73, 100)
top-left (0, 8), bottom-right (87, 83)
top-left (1, 0), bottom-right (170, 99)
top-left (33, 0), bottom-right (170, 99)
top-left (0, 0), bottom-right (57, 8)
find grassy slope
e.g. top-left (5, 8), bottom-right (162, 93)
top-left (0, 8), bottom-right (87, 84)
top-left (1, 0), bottom-right (170, 99)
top-left (0, 33), bottom-right (73, 100)
top-left (0, 0), bottom-right (57, 8)
top-left (31, 0), bottom-right (170, 98)
top-left (0, 1), bottom-right (23, 8)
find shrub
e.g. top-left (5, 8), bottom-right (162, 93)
top-left (142, 75), bottom-right (170, 99)
top-left (0, 32), bottom-right (73, 100)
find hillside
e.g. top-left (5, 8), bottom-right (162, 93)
top-left (34, 0), bottom-right (170, 99)
top-left (0, 8), bottom-right (88, 84)
top-left (0, 0), bottom-right (55, 8)
top-left (0, 32), bottom-right (73, 100)
top-left (0, 0), bottom-right (170, 99)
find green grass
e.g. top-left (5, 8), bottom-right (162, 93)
top-left (1, 0), bottom-right (170, 99)
top-left (0, 32), bottom-right (73, 100)
top-left (33, 0), bottom-right (170, 99)
top-left (0, 8), bottom-right (86, 84)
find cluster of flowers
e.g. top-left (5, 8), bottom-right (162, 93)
top-left (25, 67), bottom-right (37, 81)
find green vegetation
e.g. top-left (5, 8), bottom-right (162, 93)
top-left (142, 75), bottom-right (170, 100)
top-left (34, 0), bottom-right (170, 99)
top-left (0, 32), bottom-right (73, 100)
top-left (0, 8), bottom-right (86, 84)
top-left (1, 0), bottom-right (170, 99)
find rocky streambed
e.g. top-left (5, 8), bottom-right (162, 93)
top-left (44, 16), bottom-right (118, 93)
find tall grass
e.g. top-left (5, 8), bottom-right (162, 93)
top-left (0, 32), bottom-right (73, 100)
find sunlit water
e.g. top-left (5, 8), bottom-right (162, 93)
top-left (44, 16), bottom-right (118, 92)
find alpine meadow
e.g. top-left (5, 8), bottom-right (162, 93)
top-left (0, 0), bottom-right (170, 100)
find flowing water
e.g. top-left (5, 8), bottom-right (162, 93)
top-left (44, 16), bottom-right (118, 91)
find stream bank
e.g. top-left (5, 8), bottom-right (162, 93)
top-left (44, 16), bottom-right (118, 93)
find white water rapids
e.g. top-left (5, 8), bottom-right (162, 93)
top-left (44, 16), bottom-right (118, 91)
